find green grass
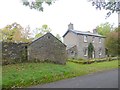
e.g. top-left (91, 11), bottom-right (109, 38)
top-left (2, 60), bottom-right (118, 88)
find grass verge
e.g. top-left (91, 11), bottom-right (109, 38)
top-left (2, 60), bottom-right (118, 89)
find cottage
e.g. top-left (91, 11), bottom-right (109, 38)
top-left (63, 23), bottom-right (106, 59)
top-left (28, 32), bottom-right (67, 64)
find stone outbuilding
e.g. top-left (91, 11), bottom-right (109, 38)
top-left (28, 33), bottom-right (67, 64)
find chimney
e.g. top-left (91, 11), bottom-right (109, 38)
top-left (68, 23), bottom-right (74, 30)
top-left (93, 28), bottom-right (98, 34)
top-left (87, 31), bottom-right (91, 33)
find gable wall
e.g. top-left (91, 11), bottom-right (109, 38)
top-left (28, 33), bottom-right (67, 64)
top-left (63, 32), bottom-right (79, 49)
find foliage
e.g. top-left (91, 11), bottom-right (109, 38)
top-left (65, 57), bottom-right (118, 64)
top-left (88, 0), bottom-right (120, 18)
top-left (96, 23), bottom-right (119, 56)
top-left (105, 28), bottom-right (119, 56)
top-left (2, 60), bottom-right (118, 88)
top-left (0, 22), bottom-right (32, 43)
top-left (22, 0), bottom-right (56, 11)
top-left (96, 22), bottom-right (114, 36)
top-left (55, 34), bottom-right (62, 41)
top-left (88, 43), bottom-right (94, 59)
top-left (1, 22), bottom-right (23, 42)
top-left (34, 24), bottom-right (52, 39)
top-left (22, 25), bottom-right (32, 42)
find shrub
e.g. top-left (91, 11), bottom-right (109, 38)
top-left (67, 57), bottom-right (118, 64)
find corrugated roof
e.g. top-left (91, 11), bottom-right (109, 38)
top-left (63, 29), bottom-right (106, 38)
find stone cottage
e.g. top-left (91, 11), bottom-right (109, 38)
top-left (28, 32), bottom-right (67, 64)
top-left (63, 23), bottom-right (106, 59)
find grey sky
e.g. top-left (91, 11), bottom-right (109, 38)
top-left (0, 0), bottom-right (118, 37)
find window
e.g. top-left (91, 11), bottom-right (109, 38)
top-left (99, 37), bottom-right (101, 43)
top-left (92, 50), bottom-right (95, 58)
top-left (71, 51), bottom-right (74, 54)
top-left (99, 48), bottom-right (102, 55)
top-left (84, 48), bottom-right (87, 56)
top-left (84, 35), bottom-right (87, 42)
top-left (92, 37), bottom-right (95, 43)
top-left (70, 50), bottom-right (76, 56)
top-left (48, 36), bottom-right (50, 39)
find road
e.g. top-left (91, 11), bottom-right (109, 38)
top-left (29, 69), bottom-right (118, 88)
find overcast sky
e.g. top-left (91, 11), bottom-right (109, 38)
top-left (0, 0), bottom-right (118, 37)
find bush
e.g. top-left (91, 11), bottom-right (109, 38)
top-left (67, 57), bottom-right (118, 64)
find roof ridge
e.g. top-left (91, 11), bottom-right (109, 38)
top-left (63, 29), bottom-right (106, 38)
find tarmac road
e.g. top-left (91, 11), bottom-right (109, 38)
top-left (29, 69), bottom-right (118, 88)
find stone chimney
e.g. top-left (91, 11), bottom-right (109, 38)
top-left (93, 28), bottom-right (98, 34)
top-left (68, 23), bottom-right (74, 30)
top-left (87, 31), bottom-right (91, 33)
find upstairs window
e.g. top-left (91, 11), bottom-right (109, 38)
top-left (99, 37), bottom-right (101, 43)
top-left (84, 35), bottom-right (87, 42)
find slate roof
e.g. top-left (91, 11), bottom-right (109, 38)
top-left (63, 29), bottom-right (106, 38)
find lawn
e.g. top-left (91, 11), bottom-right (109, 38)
top-left (2, 60), bottom-right (118, 88)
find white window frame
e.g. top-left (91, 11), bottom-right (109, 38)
top-left (84, 35), bottom-right (87, 42)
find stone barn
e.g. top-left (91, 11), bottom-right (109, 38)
top-left (28, 33), bottom-right (67, 64)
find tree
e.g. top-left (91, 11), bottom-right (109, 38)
top-left (34, 24), bottom-right (52, 39)
top-left (1, 22), bottom-right (23, 42)
top-left (88, 0), bottom-right (120, 18)
top-left (96, 22), bottom-right (114, 36)
top-left (88, 43), bottom-right (94, 59)
top-left (22, 0), bottom-right (56, 11)
top-left (22, 25), bottom-right (32, 42)
top-left (105, 27), bottom-right (120, 56)
top-left (0, 22), bottom-right (32, 43)
top-left (22, 0), bottom-right (120, 15)
top-left (56, 34), bottom-right (62, 41)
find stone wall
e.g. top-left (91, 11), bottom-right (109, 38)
top-left (1, 42), bottom-right (28, 65)
top-left (67, 45), bottom-right (78, 59)
top-left (28, 33), bottom-right (67, 64)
